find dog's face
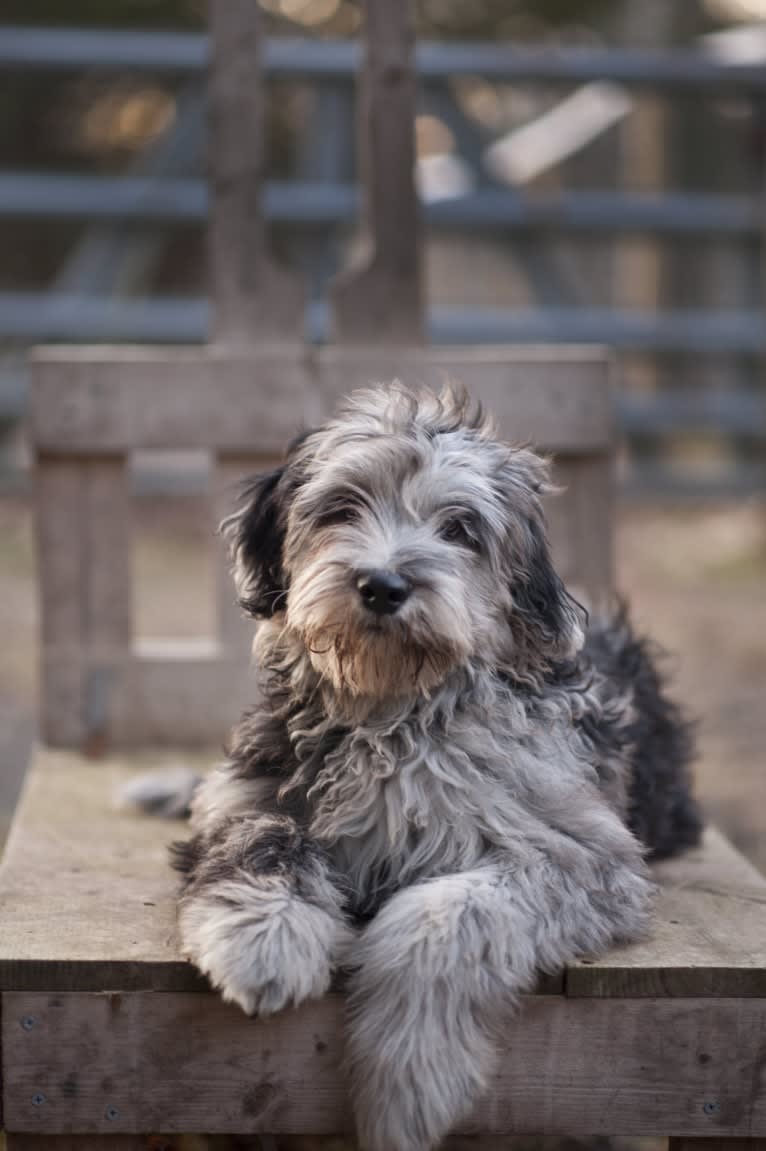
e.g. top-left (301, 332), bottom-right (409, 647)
top-left (224, 386), bottom-right (583, 700)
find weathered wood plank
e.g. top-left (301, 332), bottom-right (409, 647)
top-left (568, 826), bottom-right (766, 997)
top-left (0, 748), bottom-right (556, 993)
top-left (81, 459), bottom-right (131, 653)
top-left (0, 748), bottom-right (207, 993)
top-left (32, 346), bottom-right (612, 454)
top-left (549, 453), bottom-right (613, 607)
top-left (2, 751), bottom-right (764, 996)
top-left (318, 348), bottom-right (613, 453)
top-left (5, 991), bottom-right (766, 1135)
top-left (31, 347), bottom-right (313, 454)
top-left (42, 645), bottom-right (254, 748)
top-left (36, 458), bottom-right (85, 650)
top-left (37, 455), bottom-right (131, 750)
top-left (332, 0), bottom-right (423, 343)
top-left (209, 0), bottom-right (302, 340)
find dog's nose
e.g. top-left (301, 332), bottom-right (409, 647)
top-left (357, 569), bottom-right (412, 615)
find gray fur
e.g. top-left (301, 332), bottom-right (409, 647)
top-left (167, 383), bottom-right (699, 1151)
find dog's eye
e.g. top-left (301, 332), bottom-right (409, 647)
top-left (439, 516), bottom-right (480, 551)
top-left (315, 502), bottom-right (360, 529)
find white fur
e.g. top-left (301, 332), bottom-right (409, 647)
top-left (178, 874), bottom-right (354, 1016)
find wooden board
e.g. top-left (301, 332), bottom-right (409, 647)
top-left (31, 346), bottom-right (313, 455)
top-left (30, 346), bottom-right (612, 455)
top-left (0, 748), bottom-right (208, 993)
top-left (1, 750), bottom-right (764, 999)
top-left (4, 991), bottom-right (766, 1136)
top-left (319, 345), bottom-right (614, 453)
top-left (567, 826), bottom-right (766, 997)
top-left (0, 748), bottom-right (558, 995)
top-left (41, 646), bottom-right (256, 749)
top-left (37, 456), bottom-right (132, 750)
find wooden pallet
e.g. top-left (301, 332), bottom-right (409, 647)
top-left (1, 748), bottom-right (765, 1146)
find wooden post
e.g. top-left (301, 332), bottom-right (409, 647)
top-left (332, 0), bottom-right (424, 344)
top-left (36, 455), bottom-right (131, 751)
top-left (208, 0), bottom-right (303, 343)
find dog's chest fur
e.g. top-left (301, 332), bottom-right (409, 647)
top-left (299, 672), bottom-right (617, 914)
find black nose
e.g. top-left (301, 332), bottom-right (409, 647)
top-left (357, 569), bottom-right (412, 615)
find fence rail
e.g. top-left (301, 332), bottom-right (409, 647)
top-left (4, 26), bottom-right (766, 90)
top-left (1, 293), bottom-right (764, 359)
top-left (0, 24), bottom-right (765, 494)
top-left (0, 173), bottom-right (762, 237)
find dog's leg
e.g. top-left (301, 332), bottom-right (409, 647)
top-left (347, 843), bottom-right (652, 1151)
top-left (177, 814), bottom-right (353, 1016)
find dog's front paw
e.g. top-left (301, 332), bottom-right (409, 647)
top-left (179, 878), bottom-right (352, 1016)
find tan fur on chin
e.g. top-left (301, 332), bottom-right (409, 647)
top-left (300, 622), bottom-right (460, 699)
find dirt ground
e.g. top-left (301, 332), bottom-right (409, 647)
top-left (1, 491), bottom-right (764, 869)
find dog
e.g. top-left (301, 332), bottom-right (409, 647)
top-left (146, 384), bottom-right (701, 1151)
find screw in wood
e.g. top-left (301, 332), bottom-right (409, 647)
top-left (21, 1015), bottom-right (36, 1030)
top-left (703, 1100), bottom-right (721, 1115)
top-left (105, 1105), bottom-right (120, 1121)
top-left (31, 1093), bottom-right (46, 1106)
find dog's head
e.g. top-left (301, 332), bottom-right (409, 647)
top-left (223, 384), bottom-right (584, 700)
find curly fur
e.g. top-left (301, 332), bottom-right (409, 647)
top-left (164, 383), bottom-right (701, 1151)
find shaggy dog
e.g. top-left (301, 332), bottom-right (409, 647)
top-left (162, 385), bottom-right (701, 1151)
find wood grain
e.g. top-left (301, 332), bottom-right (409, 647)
top-left (5, 991), bottom-right (766, 1136)
top-left (31, 347), bottom-right (313, 454)
top-left (37, 455), bottom-right (131, 750)
top-left (549, 453), bottom-right (614, 608)
top-left (41, 646), bottom-right (254, 749)
top-left (319, 345), bottom-right (613, 452)
top-left (568, 826), bottom-right (766, 997)
top-left (0, 748), bottom-right (556, 994)
top-left (32, 346), bottom-right (612, 454)
top-left (1, 751), bottom-right (765, 998)
top-left (0, 748), bottom-right (208, 993)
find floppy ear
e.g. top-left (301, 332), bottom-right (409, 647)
top-left (498, 447), bottom-right (584, 667)
top-left (510, 515), bottom-right (584, 662)
top-left (222, 466), bottom-right (289, 618)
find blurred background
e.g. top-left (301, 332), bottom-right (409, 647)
top-left (0, 1), bottom-right (764, 869)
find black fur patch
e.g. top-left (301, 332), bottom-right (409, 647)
top-left (512, 516), bottom-right (579, 656)
top-left (169, 833), bottom-right (204, 884)
top-left (585, 611), bottom-right (702, 860)
top-left (234, 467), bottom-right (290, 618)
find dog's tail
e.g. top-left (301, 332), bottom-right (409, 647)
top-left (116, 767), bottom-right (202, 820)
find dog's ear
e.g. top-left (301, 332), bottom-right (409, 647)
top-left (510, 514), bottom-right (584, 663)
top-left (222, 466), bottom-right (290, 618)
top-left (499, 448), bottom-right (584, 668)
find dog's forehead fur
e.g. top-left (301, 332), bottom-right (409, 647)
top-left (290, 384), bottom-right (545, 530)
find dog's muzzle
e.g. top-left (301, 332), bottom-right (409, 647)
top-left (356, 569), bottom-right (412, 616)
